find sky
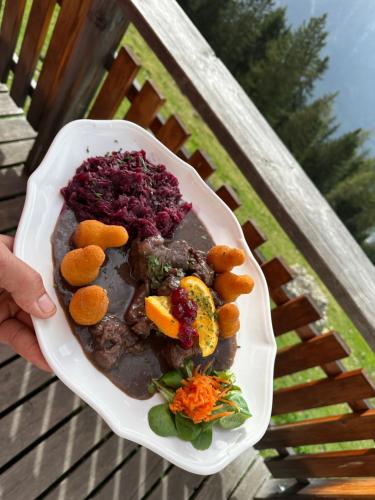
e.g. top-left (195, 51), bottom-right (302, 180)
top-left (275, 0), bottom-right (375, 153)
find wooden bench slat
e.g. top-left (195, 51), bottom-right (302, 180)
top-left (241, 219), bottom-right (266, 250)
top-left (188, 149), bottom-right (216, 180)
top-left (272, 369), bottom-right (375, 415)
top-left (155, 114), bottom-right (190, 153)
top-left (0, 83), bottom-right (8, 92)
top-left (261, 257), bottom-right (294, 292)
top-left (215, 184), bottom-right (241, 211)
top-left (0, 358), bottom-right (52, 415)
top-left (0, 380), bottom-right (81, 469)
top-left (0, 0), bottom-right (27, 82)
top-left (149, 114), bottom-right (164, 135)
top-left (10, 0), bottom-right (56, 107)
top-left (257, 409), bottom-right (375, 450)
top-left (0, 345), bottom-right (17, 364)
top-left (0, 117), bottom-right (36, 142)
top-left (88, 46), bottom-right (140, 120)
top-left (229, 456), bottom-right (270, 500)
top-left (0, 166), bottom-right (27, 199)
top-left (266, 449), bottom-right (375, 479)
top-left (0, 406), bottom-right (109, 499)
top-left (125, 80), bottom-right (165, 128)
top-left (0, 140), bottom-right (34, 167)
top-left (93, 447), bottom-right (169, 500)
top-left (0, 93), bottom-right (23, 117)
top-left (297, 479), bottom-right (375, 498)
top-left (275, 332), bottom-right (350, 378)
top-left (0, 195), bottom-right (25, 232)
top-left (45, 435), bottom-right (137, 499)
top-left (272, 296), bottom-right (321, 336)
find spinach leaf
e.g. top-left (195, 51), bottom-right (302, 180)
top-left (152, 380), bottom-right (175, 403)
top-left (148, 404), bottom-right (177, 437)
top-left (219, 412), bottom-right (250, 429)
top-left (192, 423), bottom-right (213, 450)
top-left (160, 370), bottom-right (184, 389)
top-left (217, 392), bottom-right (251, 429)
top-left (183, 359), bottom-right (194, 378)
top-left (175, 413), bottom-right (201, 441)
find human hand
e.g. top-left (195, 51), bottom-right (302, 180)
top-left (0, 235), bottom-right (56, 372)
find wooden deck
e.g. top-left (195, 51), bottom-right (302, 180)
top-left (0, 88), bottom-right (271, 499)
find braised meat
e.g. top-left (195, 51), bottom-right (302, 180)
top-left (162, 341), bottom-right (201, 369)
top-left (89, 315), bottom-right (142, 370)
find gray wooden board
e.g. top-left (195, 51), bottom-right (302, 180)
top-left (0, 139), bottom-right (34, 167)
top-left (0, 345), bottom-right (17, 364)
top-left (121, 0), bottom-right (375, 348)
top-left (0, 117), bottom-right (36, 142)
top-left (0, 406), bottom-right (109, 499)
top-left (194, 448), bottom-right (258, 500)
top-left (0, 94), bottom-right (22, 117)
top-left (94, 446), bottom-right (170, 500)
top-left (0, 84), bottom-right (8, 92)
top-left (0, 357), bottom-right (52, 414)
top-left (0, 380), bottom-right (81, 469)
top-left (254, 478), bottom-right (300, 499)
top-left (230, 456), bottom-right (270, 499)
top-left (0, 166), bottom-right (27, 199)
top-left (0, 195), bottom-right (25, 232)
top-left (45, 435), bottom-right (137, 500)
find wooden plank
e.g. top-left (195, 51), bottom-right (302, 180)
top-left (0, 407), bottom-right (109, 499)
top-left (45, 435), bottom-right (137, 499)
top-left (274, 332), bottom-right (350, 378)
top-left (149, 114), bottom-right (164, 135)
top-left (0, 0), bottom-right (27, 82)
top-left (145, 466), bottom-right (204, 500)
top-left (0, 196), bottom-right (25, 232)
top-left (257, 409), bottom-right (375, 450)
top-left (215, 184), bottom-right (241, 211)
top-left (0, 380), bottom-right (81, 469)
top-left (241, 219), bottom-right (266, 250)
top-left (124, 80), bottom-right (165, 128)
top-left (0, 93), bottom-right (23, 117)
top-left (26, 0), bottom-right (128, 172)
top-left (0, 83), bottom-right (8, 92)
top-left (188, 149), bottom-right (216, 180)
top-left (230, 456), bottom-right (270, 500)
top-left (0, 344), bottom-right (17, 364)
top-left (272, 296), bottom-right (321, 336)
top-left (10, 0), bottom-right (56, 107)
top-left (93, 447), bottom-right (169, 500)
top-left (272, 369), bottom-right (375, 416)
top-left (0, 117), bottom-right (36, 142)
top-left (0, 357), bottom-right (52, 415)
top-left (0, 166), bottom-right (27, 199)
top-left (155, 114), bottom-right (190, 153)
top-left (266, 449), bottom-right (375, 478)
top-left (0, 140), bottom-right (33, 167)
top-left (119, 0), bottom-right (375, 349)
top-left (261, 257), bottom-right (294, 292)
top-left (194, 448), bottom-right (258, 500)
top-left (88, 46), bottom-right (140, 119)
top-left (297, 479), bottom-right (375, 499)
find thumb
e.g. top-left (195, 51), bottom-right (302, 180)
top-left (0, 240), bottom-right (56, 318)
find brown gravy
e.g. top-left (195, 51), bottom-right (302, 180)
top-left (52, 208), bottom-right (237, 399)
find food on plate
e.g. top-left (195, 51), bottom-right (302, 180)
top-left (69, 285), bottom-right (109, 325)
top-left (148, 361), bottom-right (251, 450)
top-left (207, 245), bottom-right (245, 272)
top-left (53, 149), bottom-right (255, 419)
top-left (214, 271), bottom-right (254, 302)
top-left (218, 303), bottom-right (240, 338)
top-left (74, 220), bottom-right (129, 249)
top-left (60, 245), bottom-right (105, 286)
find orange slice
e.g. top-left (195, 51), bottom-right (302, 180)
top-left (180, 276), bottom-right (219, 357)
top-left (145, 296), bottom-right (179, 338)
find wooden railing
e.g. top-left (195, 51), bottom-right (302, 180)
top-left (1, 0), bottom-right (375, 496)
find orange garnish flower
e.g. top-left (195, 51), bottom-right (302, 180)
top-left (169, 373), bottom-right (233, 424)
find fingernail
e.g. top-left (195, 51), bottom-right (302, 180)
top-left (37, 293), bottom-right (56, 315)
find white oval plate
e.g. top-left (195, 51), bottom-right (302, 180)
top-left (15, 120), bottom-right (276, 475)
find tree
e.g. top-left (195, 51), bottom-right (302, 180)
top-left (178, 0), bottom-right (375, 263)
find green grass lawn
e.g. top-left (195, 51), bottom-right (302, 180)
top-left (4, 3), bottom-right (374, 454)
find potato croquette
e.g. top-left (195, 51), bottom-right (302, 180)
top-left (207, 245), bottom-right (245, 272)
top-left (214, 272), bottom-right (254, 302)
top-left (218, 303), bottom-right (240, 338)
top-left (69, 285), bottom-right (109, 325)
top-left (60, 245), bottom-right (105, 286)
top-left (74, 220), bottom-right (128, 250)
